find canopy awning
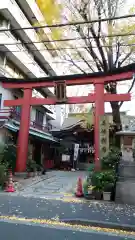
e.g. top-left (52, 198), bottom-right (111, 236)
top-left (4, 121), bottom-right (58, 143)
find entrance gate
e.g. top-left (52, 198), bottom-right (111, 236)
top-left (1, 67), bottom-right (133, 172)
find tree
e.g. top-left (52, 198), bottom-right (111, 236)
top-left (57, 0), bottom-right (135, 146)
top-left (35, 0), bottom-right (63, 40)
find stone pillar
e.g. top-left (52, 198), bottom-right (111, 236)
top-left (115, 134), bottom-right (135, 205)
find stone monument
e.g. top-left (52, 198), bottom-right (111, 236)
top-left (115, 128), bottom-right (135, 205)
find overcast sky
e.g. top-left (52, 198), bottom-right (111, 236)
top-left (67, 0), bottom-right (135, 115)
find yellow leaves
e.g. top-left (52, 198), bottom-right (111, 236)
top-left (51, 28), bottom-right (62, 41)
top-left (129, 5), bottom-right (135, 14)
top-left (35, 0), bottom-right (63, 41)
top-left (36, 0), bottom-right (62, 25)
top-left (120, 24), bottom-right (135, 35)
top-left (1, 215), bottom-right (135, 236)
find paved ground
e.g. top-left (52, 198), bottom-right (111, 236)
top-left (16, 171), bottom-right (86, 199)
top-left (0, 194), bottom-right (135, 227)
top-left (0, 221), bottom-right (134, 240)
top-left (1, 169), bottom-right (135, 238)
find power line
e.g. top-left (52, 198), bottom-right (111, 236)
top-left (1, 32), bottom-right (135, 46)
top-left (0, 14), bottom-right (134, 32)
top-left (0, 42), bottom-right (135, 54)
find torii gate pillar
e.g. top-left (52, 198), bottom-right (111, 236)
top-left (16, 89), bottom-right (32, 172)
top-left (94, 83), bottom-right (104, 169)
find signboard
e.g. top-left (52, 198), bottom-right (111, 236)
top-left (73, 144), bottom-right (79, 161)
top-left (99, 115), bottom-right (109, 159)
top-left (62, 154), bottom-right (70, 162)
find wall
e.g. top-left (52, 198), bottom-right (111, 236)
top-left (0, 83), bottom-right (14, 118)
top-left (53, 105), bottom-right (64, 128)
top-left (31, 105), bottom-right (48, 127)
top-left (0, 83), bottom-right (57, 130)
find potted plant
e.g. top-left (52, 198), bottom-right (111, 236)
top-left (92, 185), bottom-right (103, 200)
top-left (91, 171), bottom-right (103, 200)
top-left (102, 170), bottom-right (115, 201)
top-left (103, 183), bottom-right (114, 201)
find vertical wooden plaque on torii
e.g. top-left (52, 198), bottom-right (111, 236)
top-left (54, 81), bottom-right (67, 103)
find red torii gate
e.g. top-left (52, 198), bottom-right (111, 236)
top-left (1, 68), bottom-right (133, 172)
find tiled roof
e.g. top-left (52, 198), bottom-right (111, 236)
top-left (61, 117), bottom-right (84, 130)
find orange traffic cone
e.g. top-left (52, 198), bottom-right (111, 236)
top-left (5, 170), bottom-right (15, 192)
top-left (75, 177), bottom-right (83, 197)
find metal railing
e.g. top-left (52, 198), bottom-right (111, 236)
top-left (0, 108), bottom-right (51, 133)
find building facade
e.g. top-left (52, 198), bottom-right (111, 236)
top-left (0, 0), bottom-right (66, 171)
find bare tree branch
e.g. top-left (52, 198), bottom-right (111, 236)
top-left (114, 41), bottom-right (120, 66)
top-left (119, 50), bottom-right (133, 66)
top-left (62, 51), bottom-right (86, 74)
top-left (90, 26), bottom-right (108, 71)
top-left (119, 75), bottom-right (135, 107)
top-left (76, 49), bottom-right (95, 72)
top-left (77, 25), bottom-right (104, 70)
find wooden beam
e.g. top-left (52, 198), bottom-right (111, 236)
top-left (104, 93), bottom-right (131, 102)
top-left (4, 93), bottom-right (131, 107)
top-left (31, 96), bottom-right (95, 105)
top-left (4, 99), bottom-right (23, 107)
top-left (2, 71), bottom-right (133, 89)
top-left (31, 97), bottom-right (56, 105)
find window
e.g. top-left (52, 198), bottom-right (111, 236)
top-left (14, 96), bottom-right (21, 115)
top-left (35, 110), bottom-right (44, 125)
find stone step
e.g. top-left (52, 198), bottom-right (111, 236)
top-left (118, 164), bottom-right (135, 178)
top-left (118, 176), bottom-right (135, 181)
top-left (115, 180), bottom-right (135, 205)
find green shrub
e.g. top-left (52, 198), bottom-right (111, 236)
top-left (0, 134), bottom-right (17, 173)
top-left (91, 171), bottom-right (104, 191)
top-left (0, 164), bottom-right (7, 188)
top-left (101, 147), bottom-right (121, 170)
top-left (91, 170), bottom-right (116, 192)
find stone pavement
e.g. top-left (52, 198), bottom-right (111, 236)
top-left (15, 170), bottom-right (86, 199)
top-left (13, 171), bottom-right (56, 191)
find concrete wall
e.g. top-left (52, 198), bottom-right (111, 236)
top-left (0, 84), bottom-right (49, 126)
top-left (0, 83), bottom-right (14, 118)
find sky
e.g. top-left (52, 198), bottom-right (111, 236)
top-left (62, 0), bottom-right (135, 116)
